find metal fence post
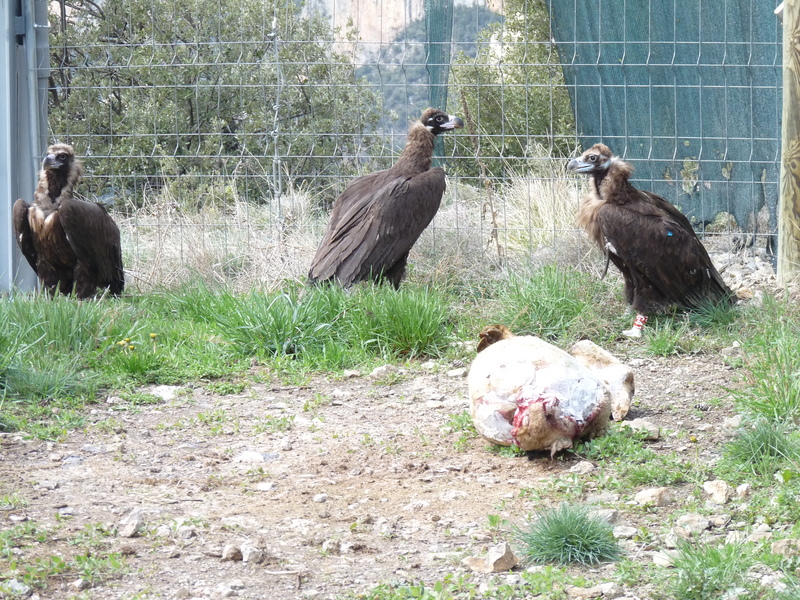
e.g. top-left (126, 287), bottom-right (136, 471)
top-left (0, 0), bottom-right (48, 294)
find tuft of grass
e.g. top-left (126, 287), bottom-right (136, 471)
top-left (669, 541), bottom-right (755, 600)
top-left (346, 285), bottom-right (454, 359)
top-left (721, 420), bottom-right (800, 480)
top-left (644, 319), bottom-right (694, 356)
top-left (513, 503), bottom-right (620, 566)
top-left (492, 265), bottom-right (612, 341)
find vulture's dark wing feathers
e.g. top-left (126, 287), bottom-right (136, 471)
top-left (58, 199), bottom-right (125, 294)
top-left (309, 168), bottom-right (446, 286)
top-left (597, 193), bottom-right (729, 312)
top-left (12, 199), bottom-right (38, 273)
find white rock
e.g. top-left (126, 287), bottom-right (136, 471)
top-left (569, 461), bottom-right (596, 474)
top-left (625, 418), bottom-right (661, 440)
top-left (70, 578), bottom-right (90, 591)
top-left (703, 480), bottom-right (733, 504)
top-left (589, 508), bottom-right (619, 524)
top-left (652, 550), bottom-right (678, 566)
top-left (613, 526), bottom-right (638, 539)
top-left (255, 481), bottom-right (276, 492)
top-left (771, 539), bottom-right (800, 557)
top-left (241, 543), bottom-right (264, 563)
top-left (676, 513), bottom-right (711, 534)
top-left (342, 369), bottom-right (361, 378)
top-left (370, 364), bottom-right (396, 378)
top-left (221, 544), bottom-right (242, 561)
top-left (150, 385), bottom-right (181, 401)
top-left (462, 542), bottom-right (518, 573)
top-left (736, 483), bottom-right (750, 498)
top-left (313, 493), bottom-right (328, 503)
top-left (447, 367), bottom-right (467, 378)
top-left (634, 487), bottom-right (673, 507)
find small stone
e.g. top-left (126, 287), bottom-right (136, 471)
top-left (212, 582), bottom-right (235, 598)
top-left (771, 539), bottom-right (800, 557)
top-left (232, 450), bottom-right (278, 463)
top-left (462, 542), bottom-right (518, 573)
top-left (119, 509), bottom-right (145, 538)
top-left (736, 483), bottom-right (750, 498)
top-left (221, 544), bottom-right (243, 561)
top-left (625, 418), bottom-right (661, 440)
top-left (174, 588), bottom-right (191, 599)
top-left (589, 508), bottom-right (619, 524)
top-left (676, 513), bottom-right (711, 534)
top-left (2, 579), bottom-right (30, 596)
top-left (177, 526), bottom-right (196, 539)
top-left (446, 367), bottom-right (467, 378)
top-left (565, 583), bottom-right (623, 599)
top-left (634, 487), bottom-right (673, 507)
top-left (255, 481), bottom-right (276, 492)
top-left (70, 578), bottom-right (91, 591)
top-left (313, 493), bottom-right (328, 503)
top-left (370, 364), bottom-right (396, 378)
top-left (652, 550), bottom-right (678, 566)
top-left (703, 480), bottom-right (733, 504)
top-left (613, 526), bottom-right (638, 539)
top-left (241, 543), bottom-right (264, 563)
top-left (343, 370), bottom-right (361, 378)
top-left (569, 461), bottom-right (596, 474)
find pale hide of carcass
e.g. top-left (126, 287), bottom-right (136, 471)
top-left (468, 325), bottom-right (634, 457)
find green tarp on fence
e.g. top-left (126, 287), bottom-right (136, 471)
top-left (549, 0), bottom-right (781, 236)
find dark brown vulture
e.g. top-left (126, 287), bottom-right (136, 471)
top-left (308, 108), bottom-right (464, 288)
top-left (567, 143), bottom-right (733, 337)
top-left (13, 143), bottom-right (125, 299)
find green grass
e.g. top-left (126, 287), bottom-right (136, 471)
top-left (669, 541), bottom-right (756, 600)
top-left (513, 503), bottom-right (621, 566)
top-left (720, 420), bottom-right (800, 480)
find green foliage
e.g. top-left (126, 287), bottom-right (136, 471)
top-left (669, 541), bottom-right (755, 600)
top-left (356, 7), bottom-right (503, 134)
top-left (492, 266), bottom-right (610, 341)
top-left (49, 0), bottom-right (381, 205)
top-left (728, 306), bottom-right (800, 423)
top-left (450, 0), bottom-right (575, 180)
top-left (644, 319), bottom-right (694, 357)
top-left (720, 420), bottom-right (800, 480)
top-left (344, 285), bottom-right (454, 359)
top-left (577, 426), bottom-right (700, 488)
top-left (342, 568), bottom-right (578, 599)
top-left (514, 503), bottom-right (620, 566)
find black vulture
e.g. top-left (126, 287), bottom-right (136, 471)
top-left (13, 143), bottom-right (125, 298)
top-left (567, 143), bottom-right (733, 337)
top-left (308, 108), bottom-right (463, 288)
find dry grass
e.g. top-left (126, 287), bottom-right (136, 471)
top-left (115, 162), bottom-right (600, 292)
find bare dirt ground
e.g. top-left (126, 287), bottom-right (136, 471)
top-left (0, 344), bottom-right (741, 600)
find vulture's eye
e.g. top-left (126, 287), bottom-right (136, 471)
top-left (57, 153), bottom-right (67, 160)
top-left (589, 155), bottom-right (598, 162)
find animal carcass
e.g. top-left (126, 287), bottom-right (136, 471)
top-left (468, 326), bottom-right (634, 456)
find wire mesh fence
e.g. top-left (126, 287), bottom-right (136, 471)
top-left (44, 0), bottom-right (783, 291)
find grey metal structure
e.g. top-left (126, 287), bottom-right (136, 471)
top-left (1, 0), bottom-right (49, 294)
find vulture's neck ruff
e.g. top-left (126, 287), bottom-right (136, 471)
top-left (392, 122), bottom-right (437, 175)
top-left (590, 156), bottom-right (634, 204)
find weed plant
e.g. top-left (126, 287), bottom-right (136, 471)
top-left (513, 503), bottom-right (620, 566)
top-left (669, 541), bottom-right (754, 600)
top-left (720, 420), bottom-right (800, 480)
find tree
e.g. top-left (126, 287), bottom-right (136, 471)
top-left (449, 0), bottom-right (575, 180)
top-left (48, 0), bottom-right (381, 206)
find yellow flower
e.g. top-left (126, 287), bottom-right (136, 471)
top-left (128, 345), bottom-right (135, 351)
top-left (150, 333), bottom-right (157, 339)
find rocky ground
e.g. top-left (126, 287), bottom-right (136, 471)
top-left (0, 240), bottom-right (794, 600)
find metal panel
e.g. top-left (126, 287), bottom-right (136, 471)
top-left (550, 0), bottom-right (782, 235)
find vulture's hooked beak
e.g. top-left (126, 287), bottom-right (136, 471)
top-left (566, 157), bottom-right (594, 174)
top-left (442, 116), bottom-right (465, 131)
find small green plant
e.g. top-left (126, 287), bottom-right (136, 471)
top-left (205, 381), bottom-right (246, 395)
top-left (645, 319), bottom-right (693, 356)
top-left (513, 503), bottom-right (620, 566)
top-left (721, 420), bottom-right (800, 479)
top-left (487, 443), bottom-right (525, 458)
top-left (0, 492), bottom-right (28, 510)
top-left (303, 393), bottom-right (331, 412)
top-left (445, 410), bottom-right (476, 434)
top-left (253, 414), bottom-right (295, 434)
top-left (669, 540), bottom-right (755, 600)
